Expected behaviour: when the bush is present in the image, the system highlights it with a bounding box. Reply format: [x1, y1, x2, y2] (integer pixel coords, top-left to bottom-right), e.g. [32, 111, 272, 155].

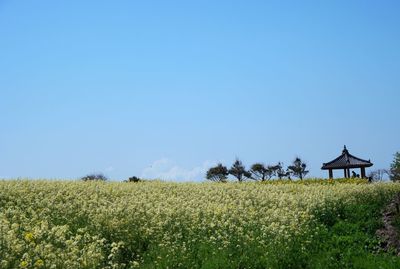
[127, 176, 141, 183]
[81, 173, 108, 181]
[390, 152, 400, 182]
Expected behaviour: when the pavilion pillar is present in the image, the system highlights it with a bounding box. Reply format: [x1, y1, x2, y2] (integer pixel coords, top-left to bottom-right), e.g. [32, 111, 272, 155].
[347, 169, 350, 178]
[361, 167, 366, 179]
[344, 169, 347, 178]
[329, 169, 333, 179]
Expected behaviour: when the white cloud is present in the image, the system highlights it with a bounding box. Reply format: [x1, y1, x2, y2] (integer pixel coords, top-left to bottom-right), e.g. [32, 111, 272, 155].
[141, 159, 216, 182]
[105, 166, 115, 172]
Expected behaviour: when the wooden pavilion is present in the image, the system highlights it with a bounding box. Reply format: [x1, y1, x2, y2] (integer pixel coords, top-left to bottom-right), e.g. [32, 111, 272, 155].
[321, 146, 373, 179]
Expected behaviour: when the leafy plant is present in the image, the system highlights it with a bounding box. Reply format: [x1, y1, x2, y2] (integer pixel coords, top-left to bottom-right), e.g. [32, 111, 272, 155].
[250, 163, 274, 181]
[229, 159, 251, 182]
[275, 162, 290, 179]
[206, 163, 229, 182]
[287, 157, 309, 180]
[127, 176, 141, 183]
[390, 152, 400, 182]
[81, 173, 108, 181]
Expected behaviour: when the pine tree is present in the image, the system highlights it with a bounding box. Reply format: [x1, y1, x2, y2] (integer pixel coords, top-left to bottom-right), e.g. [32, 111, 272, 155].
[390, 152, 400, 182]
[287, 157, 309, 180]
[229, 159, 251, 182]
[206, 164, 229, 182]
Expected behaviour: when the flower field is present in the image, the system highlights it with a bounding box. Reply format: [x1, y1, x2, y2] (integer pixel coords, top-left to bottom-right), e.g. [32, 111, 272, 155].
[1, 180, 400, 268]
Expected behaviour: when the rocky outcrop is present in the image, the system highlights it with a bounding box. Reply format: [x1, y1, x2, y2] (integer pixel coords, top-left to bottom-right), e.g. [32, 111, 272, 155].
[377, 193, 400, 255]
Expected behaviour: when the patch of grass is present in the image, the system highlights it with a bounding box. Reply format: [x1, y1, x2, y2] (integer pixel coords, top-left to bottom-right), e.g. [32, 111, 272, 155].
[306, 190, 400, 269]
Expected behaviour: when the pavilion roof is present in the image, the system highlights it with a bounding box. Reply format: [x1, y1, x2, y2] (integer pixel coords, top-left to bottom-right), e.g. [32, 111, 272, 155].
[321, 146, 373, 170]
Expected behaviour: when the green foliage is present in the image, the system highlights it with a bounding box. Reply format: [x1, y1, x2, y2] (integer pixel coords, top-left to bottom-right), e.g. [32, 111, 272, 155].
[287, 157, 309, 180]
[206, 163, 228, 182]
[250, 163, 271, 181]
[260, 178, 369, 185]
[81, 173, 108, 181]
[228, 159, 251, 182]
[127, 176, 141, 183]
[308, 190, 400, 269]
[275, 162, 290, 179]
[390, 152, 400, 182]
[251, 162, 304, 181]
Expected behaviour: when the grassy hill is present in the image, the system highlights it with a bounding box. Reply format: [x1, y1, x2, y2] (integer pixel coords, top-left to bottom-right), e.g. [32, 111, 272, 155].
[0, 179, 400, 268]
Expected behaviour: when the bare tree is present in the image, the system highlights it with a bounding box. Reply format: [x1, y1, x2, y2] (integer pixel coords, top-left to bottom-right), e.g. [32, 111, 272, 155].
[368, 169, 390, 182]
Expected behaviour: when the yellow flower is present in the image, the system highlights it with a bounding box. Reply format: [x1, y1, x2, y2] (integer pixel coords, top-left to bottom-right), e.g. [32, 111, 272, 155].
[20, 261, 28, 268]
[34, 259, 44, 268]
[24, 232, 34, 242]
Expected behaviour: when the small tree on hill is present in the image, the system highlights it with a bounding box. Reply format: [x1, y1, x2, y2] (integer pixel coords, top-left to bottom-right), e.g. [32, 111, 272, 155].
[368, 169, 389, 182]
[287, 157, 309, 180]
[390, 152, 400, 182]
[127, 176, 141, 183]
[250, 163, 273, 181]
[275, 162, 290, 179]
[81, 173, 108, 181]
[206, 163, 229, 182]
[267, 163, 280, 179]
[229, 159, 251, 182]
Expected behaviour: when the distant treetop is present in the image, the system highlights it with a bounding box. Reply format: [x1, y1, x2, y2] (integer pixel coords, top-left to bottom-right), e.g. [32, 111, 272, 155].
[81, 173, 108, 181]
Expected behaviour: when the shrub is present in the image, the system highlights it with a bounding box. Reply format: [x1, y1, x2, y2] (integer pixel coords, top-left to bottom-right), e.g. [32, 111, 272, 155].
[81, 173, 108, 181]
[390, 152, 400, 182]
[127, 176, 141, 183]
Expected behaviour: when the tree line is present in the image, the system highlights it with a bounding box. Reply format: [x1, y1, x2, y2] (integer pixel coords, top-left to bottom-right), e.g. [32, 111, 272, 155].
[367, 152, 400, 182]
[79, 151, 400, 182]
[206, 157, 309, 183]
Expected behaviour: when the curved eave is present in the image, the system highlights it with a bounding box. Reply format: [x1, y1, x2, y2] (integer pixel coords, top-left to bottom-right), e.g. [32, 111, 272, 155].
[321, 163, 374, 170]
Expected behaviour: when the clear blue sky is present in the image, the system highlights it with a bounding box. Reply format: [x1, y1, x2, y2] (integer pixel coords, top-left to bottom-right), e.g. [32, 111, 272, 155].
[1, 0, 399, 181]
